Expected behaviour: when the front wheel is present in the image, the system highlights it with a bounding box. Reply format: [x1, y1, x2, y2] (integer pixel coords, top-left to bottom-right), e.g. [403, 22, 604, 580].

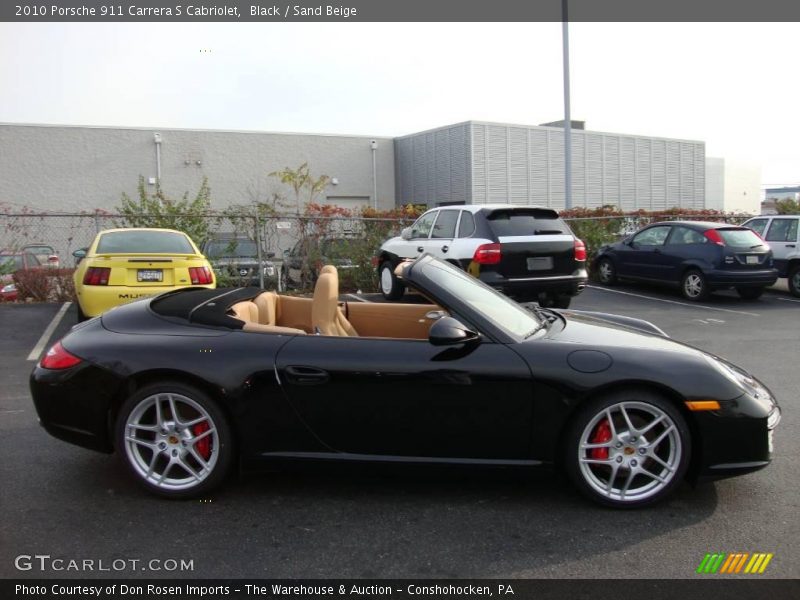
[115, 382, 234, 499]
[379, 261, 405, 301]
[564, 390, 691, 508]
[736, 287, 764, 300]
[681, 269, 709, 301]
[788, 265, 800, 298]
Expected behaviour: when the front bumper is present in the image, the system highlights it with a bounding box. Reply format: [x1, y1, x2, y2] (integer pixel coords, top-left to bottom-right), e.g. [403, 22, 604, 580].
[705, 268, 778, 288]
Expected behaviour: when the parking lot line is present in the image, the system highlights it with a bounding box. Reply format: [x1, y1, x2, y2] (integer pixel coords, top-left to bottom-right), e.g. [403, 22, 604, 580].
[347, 294, 369, 303]
[586, 285, 760, 317]
[26, 301, 72, 361]
[774, 296, 800, 304]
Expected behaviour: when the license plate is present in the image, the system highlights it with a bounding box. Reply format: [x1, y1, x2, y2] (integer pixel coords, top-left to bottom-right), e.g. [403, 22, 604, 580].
[746, 255, 759, 264]
[137, 269, 163, 282]
[527, 257, 553, 271]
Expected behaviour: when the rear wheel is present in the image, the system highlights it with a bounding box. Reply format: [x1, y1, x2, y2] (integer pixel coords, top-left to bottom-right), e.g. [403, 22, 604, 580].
[681, 269, 709, 301]
[379, 261, 405, 301]
[736, 287, 764, 300]
[115, 382, 234, 499]
[596, 257, 617, 285]
[564, 389, 691, 508]
[552, 294, 572, 309]
[789, 265, 800, 298]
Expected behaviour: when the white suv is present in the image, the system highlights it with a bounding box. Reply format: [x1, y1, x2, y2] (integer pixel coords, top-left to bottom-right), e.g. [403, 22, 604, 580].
[742, 215, 800, 297]
[376, 204, 588, 307]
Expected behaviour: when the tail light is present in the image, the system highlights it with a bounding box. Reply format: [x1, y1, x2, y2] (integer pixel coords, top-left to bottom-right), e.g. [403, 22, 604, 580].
[704, 229, 725, 246]
[189, 266, 213, 285]
[83, 267, 111, 285]
[47, 255, 59, 264]
[40, 341, 82, 370]
[574, 238, 587, 261]
[473, 243, 502, 265]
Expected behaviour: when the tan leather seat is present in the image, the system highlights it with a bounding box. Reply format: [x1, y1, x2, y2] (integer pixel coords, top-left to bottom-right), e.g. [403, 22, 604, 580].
[253, 291, 278, 325]
[311, 268, 358, 336]
[230, 300, 259, 323]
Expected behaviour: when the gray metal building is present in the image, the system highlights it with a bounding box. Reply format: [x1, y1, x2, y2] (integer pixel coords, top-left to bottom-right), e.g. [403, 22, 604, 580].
[0, 123, 396, 213]
[394, 121, 706, 210]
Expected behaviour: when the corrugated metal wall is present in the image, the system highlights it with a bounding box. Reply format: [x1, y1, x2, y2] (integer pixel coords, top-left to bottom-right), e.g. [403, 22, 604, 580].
[395, 121, 706, 210]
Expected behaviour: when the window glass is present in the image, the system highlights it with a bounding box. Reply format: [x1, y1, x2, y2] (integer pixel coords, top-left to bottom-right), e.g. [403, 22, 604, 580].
[717, 228, 764, 247]
[96, 231, 195, 254]
[745, 219, 769, 237]
[410, 211, 438, 239]
[0, 255, 24, 270]
[486, 209, 570, 237]
[457, 211, 476, 238]
[204, 239, 258, 258]
[766, 219, 799, 242]
[431, 210, 459, 239]
[633, 226, 671, 246]
[668, 226, 707, 245]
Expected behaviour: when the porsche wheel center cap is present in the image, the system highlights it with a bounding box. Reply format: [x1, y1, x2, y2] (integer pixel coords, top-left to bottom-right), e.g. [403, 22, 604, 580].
[168, 435, 179, 445]
[624, 446, 635, 455]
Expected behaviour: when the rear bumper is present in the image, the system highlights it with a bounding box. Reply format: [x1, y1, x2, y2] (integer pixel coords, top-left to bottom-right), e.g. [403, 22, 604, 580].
[704, 268, 778, 288]
[479, 268, 589, 300]
[76, 283, 215, 317]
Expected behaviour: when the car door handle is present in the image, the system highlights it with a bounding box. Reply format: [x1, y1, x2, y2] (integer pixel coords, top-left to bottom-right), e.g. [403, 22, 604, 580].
[787, 244, 796, 248]
[653, 248, 661, 254]
[284, 366, 330, 385]
[417, 246, 424, 253]
[441, 245, 449, 253]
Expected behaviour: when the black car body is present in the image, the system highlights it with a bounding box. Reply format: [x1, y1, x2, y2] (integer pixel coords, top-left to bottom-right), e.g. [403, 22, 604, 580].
[594, 221, 779, 301]
[201, 235, 276, 288]
[376, 205, 588, 307]
[30, 255, 779, 507]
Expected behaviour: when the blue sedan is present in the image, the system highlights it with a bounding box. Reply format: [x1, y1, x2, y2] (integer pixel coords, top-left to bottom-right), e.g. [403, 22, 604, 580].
[594, 221, 778, 301]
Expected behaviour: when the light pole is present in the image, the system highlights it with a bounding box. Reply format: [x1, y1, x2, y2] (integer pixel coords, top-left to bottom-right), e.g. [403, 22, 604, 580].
[562, 0, 572, 210]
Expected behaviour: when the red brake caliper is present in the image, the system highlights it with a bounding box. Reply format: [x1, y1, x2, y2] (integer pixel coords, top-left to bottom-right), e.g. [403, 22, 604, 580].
[589, 418, 612, 460]
[192, 422, 211, 460]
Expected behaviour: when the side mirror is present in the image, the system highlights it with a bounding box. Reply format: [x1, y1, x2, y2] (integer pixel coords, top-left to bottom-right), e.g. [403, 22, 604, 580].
[429, 317, 480, 346]
[72, 248, 87, 259]
[282, 249, 290, 257]
[401, 227, 412, 241]
[624, 238, 634, 247]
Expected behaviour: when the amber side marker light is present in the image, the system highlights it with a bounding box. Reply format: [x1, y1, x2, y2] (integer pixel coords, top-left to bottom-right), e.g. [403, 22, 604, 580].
[685, 400, 721, 411]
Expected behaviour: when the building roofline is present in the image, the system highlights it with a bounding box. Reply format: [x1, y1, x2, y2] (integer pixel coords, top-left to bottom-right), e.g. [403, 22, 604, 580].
[0, 121, 395, 141]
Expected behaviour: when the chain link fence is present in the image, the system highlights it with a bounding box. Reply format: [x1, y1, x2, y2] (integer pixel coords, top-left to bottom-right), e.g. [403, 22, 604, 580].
[1, 210, 754, 294]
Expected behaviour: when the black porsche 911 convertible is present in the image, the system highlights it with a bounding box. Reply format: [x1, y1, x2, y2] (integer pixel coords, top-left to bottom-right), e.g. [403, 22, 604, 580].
[30, 255, 780, 508]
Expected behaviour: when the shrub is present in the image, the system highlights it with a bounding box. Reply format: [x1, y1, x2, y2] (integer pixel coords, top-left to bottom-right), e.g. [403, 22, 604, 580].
[13, 268, 76, 302]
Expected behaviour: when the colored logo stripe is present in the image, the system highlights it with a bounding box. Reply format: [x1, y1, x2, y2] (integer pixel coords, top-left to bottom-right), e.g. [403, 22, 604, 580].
[696, 552, 774, 574]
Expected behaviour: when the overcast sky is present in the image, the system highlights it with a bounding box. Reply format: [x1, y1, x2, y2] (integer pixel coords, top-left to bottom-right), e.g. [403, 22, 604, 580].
[1, 22, 797, 186]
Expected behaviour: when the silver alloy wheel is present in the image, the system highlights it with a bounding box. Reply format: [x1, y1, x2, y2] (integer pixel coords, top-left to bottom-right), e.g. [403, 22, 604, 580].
[578, 401, 681, 503]
[599, 260, 613, 283]
[683, 273, 704, 298]
[124, 393, 219, 491]
[792, 270, 800, 294]
[380, 265, 394, 295]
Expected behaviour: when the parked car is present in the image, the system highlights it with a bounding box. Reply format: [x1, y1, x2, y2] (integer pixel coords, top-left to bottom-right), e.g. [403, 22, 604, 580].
[742, 215, 800, 297]
[30, 254, 779, 507]
[0, 251, 43, 301]
[72, 228, 216, 321]
[376, 204, 588, 308]
[201, 234, 277, 288]
[594, 221, 778, 301]
[22, 243, 60, 268]
[281, 236, 358, 289]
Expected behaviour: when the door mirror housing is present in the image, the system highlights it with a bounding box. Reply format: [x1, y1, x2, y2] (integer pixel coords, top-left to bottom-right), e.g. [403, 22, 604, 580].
[401, 227, 412, 241]
[72, 248, 87, 259]
[429, 317, 480, 346]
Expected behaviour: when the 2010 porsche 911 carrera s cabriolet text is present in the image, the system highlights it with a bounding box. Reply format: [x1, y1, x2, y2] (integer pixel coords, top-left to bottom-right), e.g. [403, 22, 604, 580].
[30, 255, 780, 508]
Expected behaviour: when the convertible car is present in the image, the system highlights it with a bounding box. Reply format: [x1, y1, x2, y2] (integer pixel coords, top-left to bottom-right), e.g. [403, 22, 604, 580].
[30, 255, 780, 507]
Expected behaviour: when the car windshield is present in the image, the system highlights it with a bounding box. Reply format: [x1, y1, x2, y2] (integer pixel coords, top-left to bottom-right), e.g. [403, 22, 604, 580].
[486, 209, 570, 236]
[24, 246, 54, 255]
[418, 258, 542, 338]
[96, 231, 195, 254]
[0, 255, 24, 270]
[717, 228, 763, 247]
[204, 239, 258, 258]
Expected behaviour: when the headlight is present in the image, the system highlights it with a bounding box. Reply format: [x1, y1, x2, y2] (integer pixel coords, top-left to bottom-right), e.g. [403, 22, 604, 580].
[706, 355, 773, 403]
[1, 284, 15, 293]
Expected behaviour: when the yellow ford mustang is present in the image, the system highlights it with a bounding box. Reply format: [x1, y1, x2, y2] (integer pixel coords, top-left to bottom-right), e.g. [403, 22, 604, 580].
[73, 228, 215, 321]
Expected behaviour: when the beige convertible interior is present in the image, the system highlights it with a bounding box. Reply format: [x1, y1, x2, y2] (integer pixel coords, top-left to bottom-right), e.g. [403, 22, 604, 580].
[228, 265, 448, 340]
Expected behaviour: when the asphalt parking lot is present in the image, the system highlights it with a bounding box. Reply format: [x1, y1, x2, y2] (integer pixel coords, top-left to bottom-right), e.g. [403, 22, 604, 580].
[1, 282, 798, 579]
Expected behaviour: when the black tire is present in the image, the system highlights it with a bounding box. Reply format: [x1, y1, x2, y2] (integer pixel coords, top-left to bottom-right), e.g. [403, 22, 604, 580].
[552, 295, 572, 309]
[596, 257, 618, 285]
[563, 389, 691, 508]
[736, 287, 764, 300]
[76, 303, 89, 323]
[115, 381, 234, 499]
[788, 264, 800, 298]
[379, 260, 405, 301]
[680, 269, 709, 301]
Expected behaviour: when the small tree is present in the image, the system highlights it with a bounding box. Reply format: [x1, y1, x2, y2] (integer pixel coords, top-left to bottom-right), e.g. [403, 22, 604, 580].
[268, 163, 331, 212]
[775, 197, 800, 215]
[116, 176, 212, 243]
